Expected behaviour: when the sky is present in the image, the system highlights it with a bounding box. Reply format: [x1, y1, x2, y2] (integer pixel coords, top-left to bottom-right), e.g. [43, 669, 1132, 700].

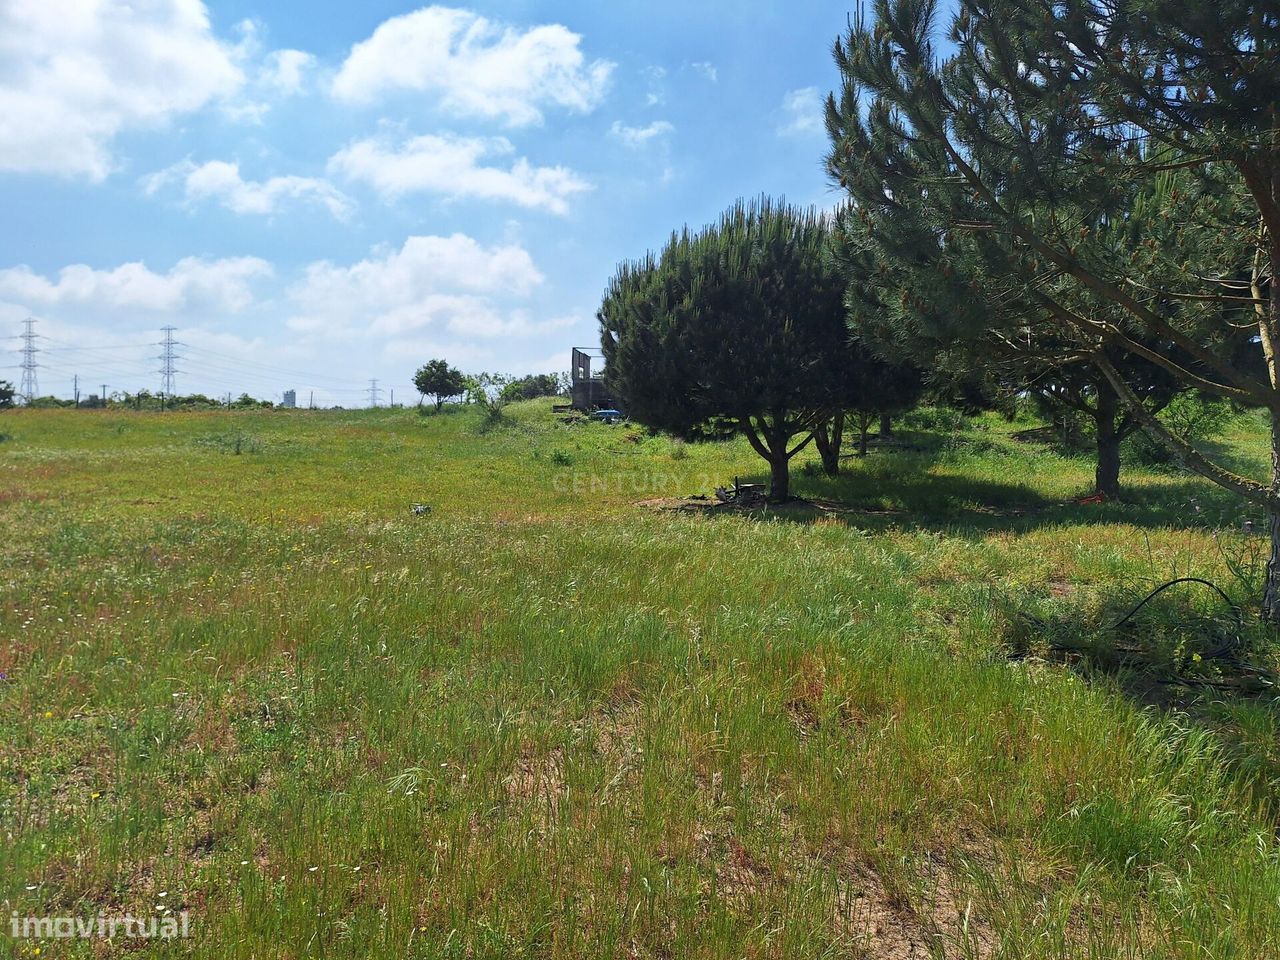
[0, 0, 850, 406]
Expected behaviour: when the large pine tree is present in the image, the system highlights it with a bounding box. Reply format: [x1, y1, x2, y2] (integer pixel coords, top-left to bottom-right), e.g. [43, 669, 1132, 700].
[826, 0, 1279, 616]
[599, 199, 849, 502]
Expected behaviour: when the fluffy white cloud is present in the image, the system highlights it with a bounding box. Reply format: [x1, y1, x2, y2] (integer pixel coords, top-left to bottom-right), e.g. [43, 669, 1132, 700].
[609, 120, 674, 149]
[778, 87, 825, 137]
[143, 160, 354, 220]
[286, 234, 544, 338]
[331, 6, 612, 125]
[0, 257, 272, 312]
[328, 134, 589, 214]
[0, 0, 244, 179]
[260, 49, 315, 95]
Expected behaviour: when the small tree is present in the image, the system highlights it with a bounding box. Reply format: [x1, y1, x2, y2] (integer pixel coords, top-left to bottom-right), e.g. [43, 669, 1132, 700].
[601, 199, 848, 502]
[413, 359, 467, 412]
[0, 380, 14, 409]
[464, 372, 512, 424]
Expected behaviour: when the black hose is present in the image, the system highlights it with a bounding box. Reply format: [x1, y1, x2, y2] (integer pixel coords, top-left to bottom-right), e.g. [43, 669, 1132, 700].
[1110, 577, 1241, 631]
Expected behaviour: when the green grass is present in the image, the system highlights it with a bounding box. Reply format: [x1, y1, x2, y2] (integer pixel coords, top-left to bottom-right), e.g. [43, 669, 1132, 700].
[3, 401, 1280, 958]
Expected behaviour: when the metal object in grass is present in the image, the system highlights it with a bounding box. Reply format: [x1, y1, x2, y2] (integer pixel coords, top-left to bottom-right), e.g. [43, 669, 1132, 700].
[714, 477, 767, 505]
[409, 503, 432, 516]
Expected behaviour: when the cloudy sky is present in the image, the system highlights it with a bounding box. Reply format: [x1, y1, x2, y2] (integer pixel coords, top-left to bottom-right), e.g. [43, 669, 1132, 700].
[0, 0, 844, 405]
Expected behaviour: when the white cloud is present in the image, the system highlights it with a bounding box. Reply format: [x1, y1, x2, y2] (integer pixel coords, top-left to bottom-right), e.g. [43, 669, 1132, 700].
[691, 61, 717, 82]
[0, 0, 244, 179]
[220, 100, 271, 125]
[328, 133, 589, 214]
[0, 257, 272, 312]
[142, 160, 354, 220]
[609, 120, 674, 149]
[331, 6, 613, 125]
[260, 49, 315, 95]
[778, 87, 825, 137]
[286, 234, 544, 339]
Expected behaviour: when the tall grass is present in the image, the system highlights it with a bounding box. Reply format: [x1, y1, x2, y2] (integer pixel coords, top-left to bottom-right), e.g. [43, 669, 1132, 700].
[1, 402, 1278, 957]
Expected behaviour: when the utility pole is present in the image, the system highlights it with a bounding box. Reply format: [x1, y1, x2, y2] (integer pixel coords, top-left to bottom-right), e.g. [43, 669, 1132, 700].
[73, 374, 79, 408]
[367, 378, 381, 408]
[101, 384, 108, 408]
[309, 390, 314, 410]
[157, 326, 181, 410]
[18, 317, 38, 404]
[390, 388, 395, 407]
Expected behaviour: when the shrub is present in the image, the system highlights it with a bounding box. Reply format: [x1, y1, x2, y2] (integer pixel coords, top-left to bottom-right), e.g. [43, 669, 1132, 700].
[900, 405, 970, 433]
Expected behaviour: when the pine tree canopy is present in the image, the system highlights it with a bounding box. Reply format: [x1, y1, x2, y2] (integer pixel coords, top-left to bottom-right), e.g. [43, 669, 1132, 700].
[600, 197, 916, 501]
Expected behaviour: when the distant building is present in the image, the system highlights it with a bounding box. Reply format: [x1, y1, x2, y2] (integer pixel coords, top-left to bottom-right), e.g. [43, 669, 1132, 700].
[282, 389, 297, 409]
[569, 347, 616, 411]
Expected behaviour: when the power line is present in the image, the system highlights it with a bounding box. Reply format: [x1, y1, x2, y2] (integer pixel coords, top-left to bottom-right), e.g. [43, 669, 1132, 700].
[40, 340, 154, 352]
[19, 318, 39, 403]
[181, 344, 372, 387]
[6, 320, 414, 408]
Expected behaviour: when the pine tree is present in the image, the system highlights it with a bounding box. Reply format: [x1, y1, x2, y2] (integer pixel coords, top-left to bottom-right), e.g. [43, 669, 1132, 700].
[826, 0, 1279, 615]
[600, 199, 849, 502]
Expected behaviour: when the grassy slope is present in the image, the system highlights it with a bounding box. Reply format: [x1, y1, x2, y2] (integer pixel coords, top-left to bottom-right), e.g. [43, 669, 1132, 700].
[2, 403, 1280, 958]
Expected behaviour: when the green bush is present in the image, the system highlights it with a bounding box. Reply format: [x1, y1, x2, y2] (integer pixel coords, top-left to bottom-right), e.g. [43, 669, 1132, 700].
[900, 405, 970, 433]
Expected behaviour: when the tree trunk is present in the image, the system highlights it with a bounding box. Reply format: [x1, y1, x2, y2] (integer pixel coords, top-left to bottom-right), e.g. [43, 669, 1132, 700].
[1264, 416, 1280, 624]
[879, 412, 892, 437]
[857, 412, 872, 456]
[768, 451, 790, 503]
[815, 413, 844, 476]
[1264, 189, 1280, 625]
[1094, 388, 1121, 499]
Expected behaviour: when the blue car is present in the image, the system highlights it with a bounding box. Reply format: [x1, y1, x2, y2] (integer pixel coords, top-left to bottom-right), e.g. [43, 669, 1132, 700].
[591, 408, 623, 423]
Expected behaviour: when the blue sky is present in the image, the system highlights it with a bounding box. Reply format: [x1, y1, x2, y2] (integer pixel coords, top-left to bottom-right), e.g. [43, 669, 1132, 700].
[0, 1, 848, 406]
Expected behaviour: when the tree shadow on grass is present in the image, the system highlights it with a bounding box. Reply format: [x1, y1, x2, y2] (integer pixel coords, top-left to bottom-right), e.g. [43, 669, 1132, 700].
[686, 424, 1264, 537]
[713, 441, 1259, 537]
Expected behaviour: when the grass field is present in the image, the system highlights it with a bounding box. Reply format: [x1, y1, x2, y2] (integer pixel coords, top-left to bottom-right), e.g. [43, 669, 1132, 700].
[4, 401, 1280, 958]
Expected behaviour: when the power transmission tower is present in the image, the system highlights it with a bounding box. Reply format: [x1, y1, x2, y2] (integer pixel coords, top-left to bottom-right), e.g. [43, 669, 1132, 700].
[157, 326, 181, 409]
[18, 317, 39, 403]
[367, 378, 381, 408]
